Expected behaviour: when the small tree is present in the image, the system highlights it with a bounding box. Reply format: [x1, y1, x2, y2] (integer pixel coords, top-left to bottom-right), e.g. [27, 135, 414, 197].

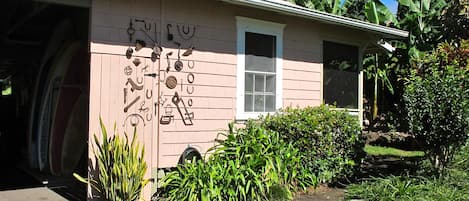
[403, 41, 469, 175]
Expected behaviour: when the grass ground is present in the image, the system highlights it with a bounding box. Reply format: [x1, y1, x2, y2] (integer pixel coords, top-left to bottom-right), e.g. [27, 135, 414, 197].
[364, 145, 424, 157]
[346, 144, 469, 201]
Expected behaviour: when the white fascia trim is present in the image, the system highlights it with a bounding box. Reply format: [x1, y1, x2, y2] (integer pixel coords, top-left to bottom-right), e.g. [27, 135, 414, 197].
[221, 0, 408, 39]
[236, 16, 285, 120]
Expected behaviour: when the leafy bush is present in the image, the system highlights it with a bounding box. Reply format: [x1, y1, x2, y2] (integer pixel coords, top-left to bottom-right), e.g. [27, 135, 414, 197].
[257, 105, 364, 183]
[159, 123, 317, 201]
[451, 142, 469, 171]
[74, 119, 149, 201]
[403, 41, 469, 174]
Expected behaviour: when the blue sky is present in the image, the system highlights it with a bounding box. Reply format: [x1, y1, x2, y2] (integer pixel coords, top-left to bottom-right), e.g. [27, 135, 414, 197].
[341, 0, 399, 14]
[381, 0, 399, 14]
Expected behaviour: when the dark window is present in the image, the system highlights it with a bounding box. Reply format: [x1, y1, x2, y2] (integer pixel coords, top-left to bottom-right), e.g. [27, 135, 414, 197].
[323, 41, 359, 109]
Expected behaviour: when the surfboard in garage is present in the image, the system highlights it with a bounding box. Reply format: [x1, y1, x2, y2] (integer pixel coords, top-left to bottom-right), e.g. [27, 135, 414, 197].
[27, 20, 73, 170]
[48, 44, 88, 175]
[36, 42, 80, 173]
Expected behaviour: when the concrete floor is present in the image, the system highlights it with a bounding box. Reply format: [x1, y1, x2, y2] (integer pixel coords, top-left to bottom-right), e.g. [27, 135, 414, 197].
[0, 187, 67, 201]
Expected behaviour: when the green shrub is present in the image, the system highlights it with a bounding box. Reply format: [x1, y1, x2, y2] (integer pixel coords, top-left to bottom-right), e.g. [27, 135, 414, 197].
[257, 105, 364, 183]
[159, 123, 317, 201]
[74, 119, 149, 201]
[451, 142, 469, 172]
[403, 41, 469, 174]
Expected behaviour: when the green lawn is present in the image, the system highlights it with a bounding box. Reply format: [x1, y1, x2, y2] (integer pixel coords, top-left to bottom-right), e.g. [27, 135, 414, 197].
[364, 145, 425, 157]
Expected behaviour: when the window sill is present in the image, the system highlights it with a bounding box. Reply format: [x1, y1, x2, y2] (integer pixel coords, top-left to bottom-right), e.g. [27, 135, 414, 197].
[235, 112, 276, 121]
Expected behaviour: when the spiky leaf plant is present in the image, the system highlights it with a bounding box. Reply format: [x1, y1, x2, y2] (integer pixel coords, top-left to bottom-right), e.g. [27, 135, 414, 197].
[74, 118, 149, 201]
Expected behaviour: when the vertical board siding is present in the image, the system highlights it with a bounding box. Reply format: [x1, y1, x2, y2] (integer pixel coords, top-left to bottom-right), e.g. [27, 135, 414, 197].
[90, 0, 373, 199]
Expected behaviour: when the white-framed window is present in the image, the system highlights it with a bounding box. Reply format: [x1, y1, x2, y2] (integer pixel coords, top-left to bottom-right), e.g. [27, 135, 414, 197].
[323, 41, 359, 110]
[236, 17, 285, 120]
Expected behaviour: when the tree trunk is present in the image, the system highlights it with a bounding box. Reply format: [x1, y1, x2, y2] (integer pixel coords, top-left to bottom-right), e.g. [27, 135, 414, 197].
[372, 54, 379, 120]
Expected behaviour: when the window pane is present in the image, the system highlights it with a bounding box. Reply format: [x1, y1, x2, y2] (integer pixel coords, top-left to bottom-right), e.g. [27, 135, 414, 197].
[265, 75, 275, 93]
[265, 95, 275, 112]
[323, 41, 359, 109]
[254, 74, 264, 92]
[245, 95, 253, 112]
[254, 95, 264, 112]
[245, 32, 276, 72]
[245, 73, 253, 93]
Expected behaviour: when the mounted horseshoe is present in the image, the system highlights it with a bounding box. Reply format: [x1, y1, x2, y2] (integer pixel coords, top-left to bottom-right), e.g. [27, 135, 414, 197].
[146, 89, 153, 99]
[186, 85, 194, 94]
[187, 73, 195, 83]
[136, 77, 143, 84]
[177, 24, 196, 40]
[146, 113, 152, 121]
[188, 60, 195, 69]
[187, 98, 193, 107]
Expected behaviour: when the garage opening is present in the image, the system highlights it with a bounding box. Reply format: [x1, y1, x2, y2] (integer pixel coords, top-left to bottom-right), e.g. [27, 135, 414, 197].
[0, 0, 89, 200]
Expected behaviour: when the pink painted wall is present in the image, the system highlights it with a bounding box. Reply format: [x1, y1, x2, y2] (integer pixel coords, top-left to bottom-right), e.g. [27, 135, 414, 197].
[89, 0, 375, 199]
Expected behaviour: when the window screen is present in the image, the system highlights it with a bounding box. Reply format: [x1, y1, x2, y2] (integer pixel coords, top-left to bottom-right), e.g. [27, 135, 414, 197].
[323, 41, 359, 109]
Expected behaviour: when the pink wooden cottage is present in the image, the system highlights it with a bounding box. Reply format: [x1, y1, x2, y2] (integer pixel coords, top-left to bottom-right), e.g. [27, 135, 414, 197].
[87, 0, 408, 199]
[0, 0, 408, 199]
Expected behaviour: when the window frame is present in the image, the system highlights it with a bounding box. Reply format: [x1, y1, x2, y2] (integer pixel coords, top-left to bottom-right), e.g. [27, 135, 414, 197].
[236, 16, 285, 120]
[322, 40, 360, 110]
[320, 39, 364, 124]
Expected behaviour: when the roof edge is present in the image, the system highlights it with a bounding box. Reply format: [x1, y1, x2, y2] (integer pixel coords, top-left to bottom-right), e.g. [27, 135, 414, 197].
[220, 0, 409, 39]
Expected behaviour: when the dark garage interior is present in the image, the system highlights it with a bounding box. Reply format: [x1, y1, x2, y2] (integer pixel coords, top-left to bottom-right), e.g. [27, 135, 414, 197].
[0, 0, 90, 200]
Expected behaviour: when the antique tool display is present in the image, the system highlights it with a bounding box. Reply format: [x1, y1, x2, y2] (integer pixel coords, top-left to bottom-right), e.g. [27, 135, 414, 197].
[165, 76, 177, 89]
[135, 18, 151, 31]
[124, 96, 141, 113]
[133, 58, 141, 66]
[124, 113, 145, 127]
[126, 78, 144, 92]
[166, 52, 173, 72]
[172, 92, 194, 126]
[127, 19, 136, 42]
[135, 40, 146, 51]
[174, 42, 183, 72]
[124, 65, 133, 76]
[122, 19, 199, 127]
[182, 46, 194, 57]
[167, 24, 174, 41]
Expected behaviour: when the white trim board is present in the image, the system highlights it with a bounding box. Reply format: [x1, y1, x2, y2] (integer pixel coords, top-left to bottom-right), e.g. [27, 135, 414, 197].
[235, 16, 285, 120]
